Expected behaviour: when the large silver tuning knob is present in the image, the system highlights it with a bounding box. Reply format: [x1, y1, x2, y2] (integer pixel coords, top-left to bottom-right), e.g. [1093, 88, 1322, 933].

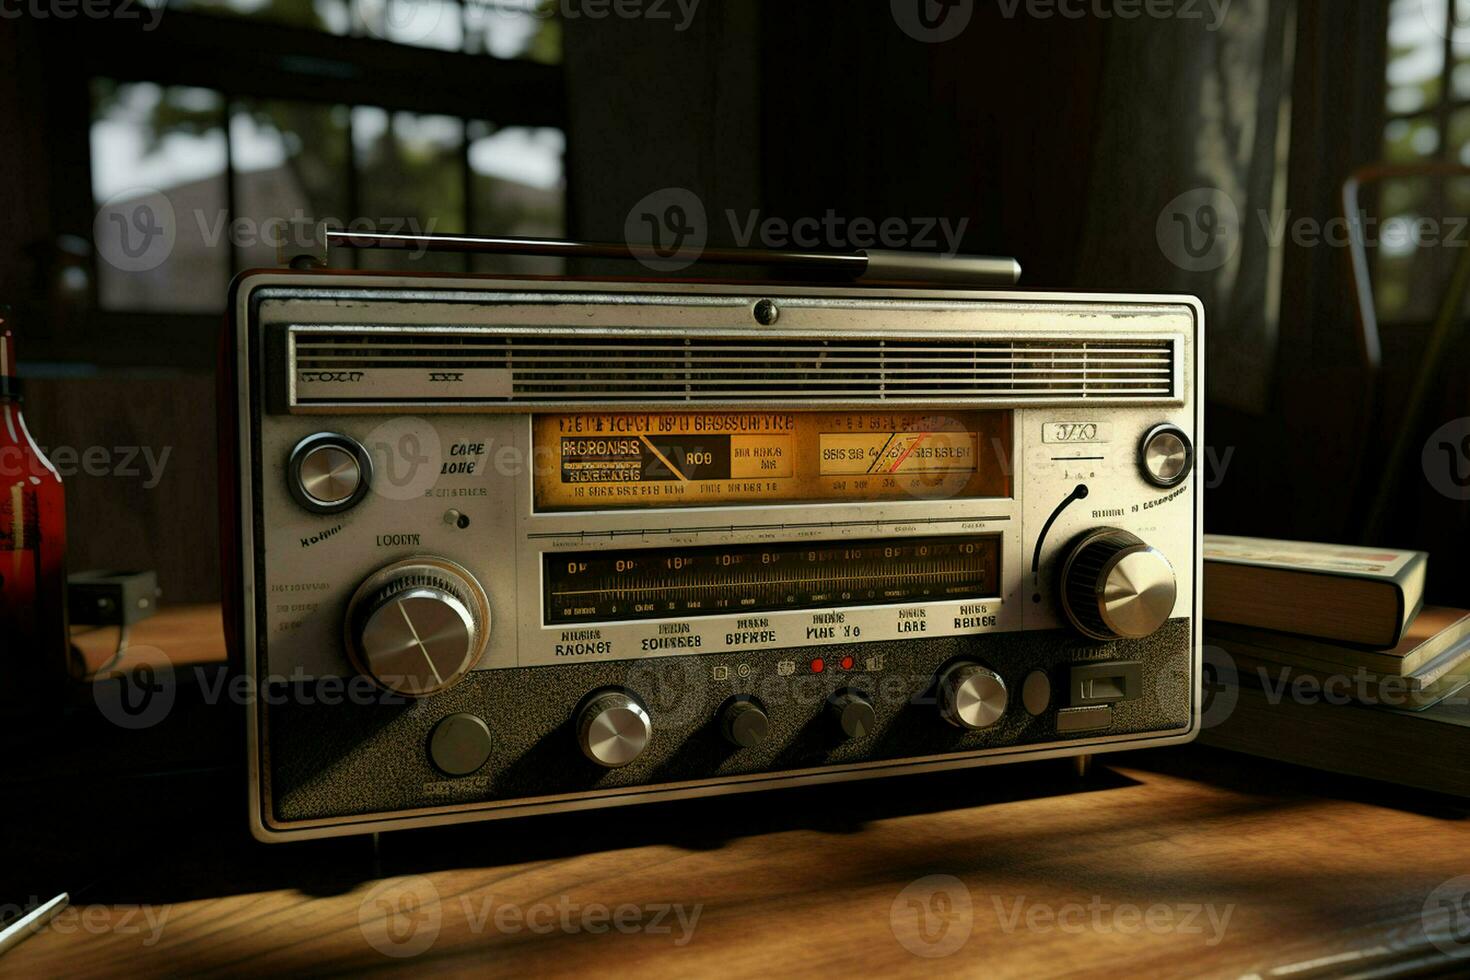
[1060, 528, 1177, 641]
[937, 663, 1008, 730]
[577, 690, 652, 768]
[345, 558, 491, 697]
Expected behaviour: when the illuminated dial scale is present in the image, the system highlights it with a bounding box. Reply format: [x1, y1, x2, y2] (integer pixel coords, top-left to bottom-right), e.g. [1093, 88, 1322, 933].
[286, 405, 1181, 705]
[532, 411, 1012, 511]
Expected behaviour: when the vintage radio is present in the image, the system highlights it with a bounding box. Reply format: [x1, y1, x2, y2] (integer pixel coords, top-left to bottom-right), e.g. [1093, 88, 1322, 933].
[223, 233, 1203, 841]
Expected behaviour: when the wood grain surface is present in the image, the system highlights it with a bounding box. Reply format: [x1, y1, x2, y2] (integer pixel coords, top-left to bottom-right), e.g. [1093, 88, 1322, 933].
[7, 606, 1470, 979]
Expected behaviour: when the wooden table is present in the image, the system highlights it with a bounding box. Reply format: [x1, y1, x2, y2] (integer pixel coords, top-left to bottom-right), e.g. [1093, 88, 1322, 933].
[7, 607, 1470, 978]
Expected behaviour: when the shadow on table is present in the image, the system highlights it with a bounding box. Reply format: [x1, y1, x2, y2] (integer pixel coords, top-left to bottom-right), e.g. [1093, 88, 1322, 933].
[13, 755, 1135, 908]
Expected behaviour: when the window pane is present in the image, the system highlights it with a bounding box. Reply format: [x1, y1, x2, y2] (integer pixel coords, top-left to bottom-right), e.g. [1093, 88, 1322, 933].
[167, 0, 350, 34]
[1374, 177, 1440, 323]
[1387, 0, 1446, 115]
[1455, 0, 1470, 97]
[468, 122, 566, 275]
[231, 100, 352, 269]
[354, 0, 463, 50]
[353, 107, 466, 272]
[464, 0, 562, 62]
[90, 79, 230, 312]
[1384, 114, 1441, 163]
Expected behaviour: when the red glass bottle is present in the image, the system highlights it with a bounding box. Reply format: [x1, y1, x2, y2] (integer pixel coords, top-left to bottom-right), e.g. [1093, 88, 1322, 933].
[0, 325, 68, 717]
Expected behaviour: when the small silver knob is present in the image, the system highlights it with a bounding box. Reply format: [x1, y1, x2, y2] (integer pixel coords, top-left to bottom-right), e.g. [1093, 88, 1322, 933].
[578, 690, 652, 768]
[1139, 424, 1193, 488]
[289, 433, 372, 513]
[345, 559, 490, 697]
[937, 663, 1008, 730]
[1060, 528, 1177, 641]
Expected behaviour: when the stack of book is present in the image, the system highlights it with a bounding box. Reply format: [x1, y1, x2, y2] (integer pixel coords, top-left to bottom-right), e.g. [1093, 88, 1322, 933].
[1199, 535, 1470, 798]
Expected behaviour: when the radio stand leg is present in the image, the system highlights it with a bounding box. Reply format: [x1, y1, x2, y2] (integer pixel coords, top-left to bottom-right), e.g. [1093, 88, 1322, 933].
[1073, 754, 1093, 779]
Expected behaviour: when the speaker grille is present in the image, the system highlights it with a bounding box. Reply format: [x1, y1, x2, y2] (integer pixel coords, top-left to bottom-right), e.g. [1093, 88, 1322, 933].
[289, 331, 1178, 405]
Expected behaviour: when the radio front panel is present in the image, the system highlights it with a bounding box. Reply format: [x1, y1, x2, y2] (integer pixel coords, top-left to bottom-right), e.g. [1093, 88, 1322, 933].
[232, 276, 1203, 840]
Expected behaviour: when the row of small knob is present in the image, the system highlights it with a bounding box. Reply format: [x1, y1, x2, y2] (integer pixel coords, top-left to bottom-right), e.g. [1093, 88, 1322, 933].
[575, 662, 1008, 768]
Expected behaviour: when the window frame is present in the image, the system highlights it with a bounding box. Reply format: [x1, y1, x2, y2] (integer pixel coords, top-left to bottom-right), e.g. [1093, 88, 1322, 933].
[39, 6, 568, 368]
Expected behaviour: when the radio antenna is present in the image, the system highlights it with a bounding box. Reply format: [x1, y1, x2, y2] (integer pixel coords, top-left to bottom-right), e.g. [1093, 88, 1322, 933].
[284, 224, 1021, 287]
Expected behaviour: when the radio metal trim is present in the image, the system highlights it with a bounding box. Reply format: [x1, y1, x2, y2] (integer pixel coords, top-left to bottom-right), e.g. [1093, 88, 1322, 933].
[225, 271, 1204, 842]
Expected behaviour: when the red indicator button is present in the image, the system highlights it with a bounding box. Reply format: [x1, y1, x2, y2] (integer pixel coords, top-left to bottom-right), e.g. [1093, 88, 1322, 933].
[810, 658, 825, 674]
[841, 656, 855, 671]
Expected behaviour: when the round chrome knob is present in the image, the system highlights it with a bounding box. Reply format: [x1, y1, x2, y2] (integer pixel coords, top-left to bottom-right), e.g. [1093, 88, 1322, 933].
[720, 697, 769, 748]
[1139, 423, 1193, 488]
[345, 558, 490, 697]
[577, 690, 652, 768]
[828, 690, 877, 740]
[289, 433, 372, 513]
[937, 663, 1008, 731]
[1060, 528, 1177, 641]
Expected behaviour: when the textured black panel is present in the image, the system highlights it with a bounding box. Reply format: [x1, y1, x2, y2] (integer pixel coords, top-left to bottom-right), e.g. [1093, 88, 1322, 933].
[264, 619, 1193, 824]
